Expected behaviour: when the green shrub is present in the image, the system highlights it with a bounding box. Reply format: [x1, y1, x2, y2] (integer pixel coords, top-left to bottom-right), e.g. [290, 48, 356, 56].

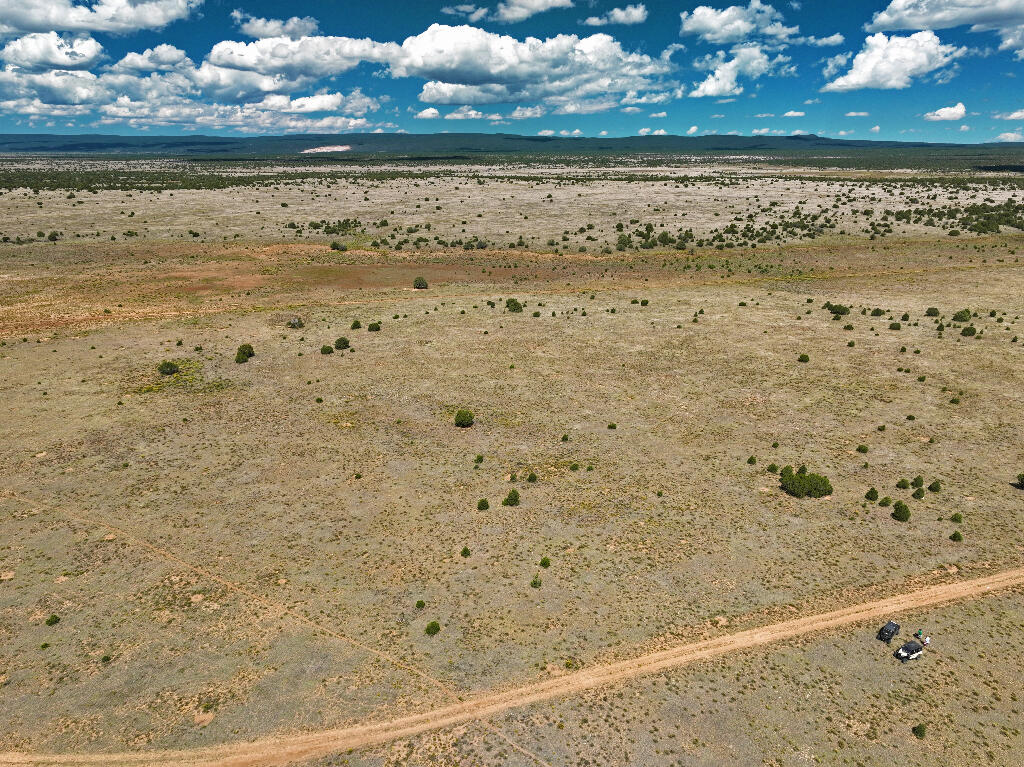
[415, 600, 425, 609]
[912, 487, 925, 499]
[460, 546, 470, 558]
[879, 496, 892, 507]
[928, 480, 941, 492]
[952, 309, 971, 322]
[912, 723, 926, 739]
[797, 353, 810, 363]
[502, 489, 520, 506]
[889, 322, 902, 330]
[865, 487, 879, 501]
[527, 472, 537, 483]
[891, 501, 910, 522]
[747, 455, 757, 465]
[350, 320, 361, 330]
[530, 574, 542, 588]
[330, 241, 346, 251]
[856, 444, 868, 454]
[367, 322, 381, 332]
[896, 478, 910, 489]
[961, 326, 976, 337]
[413, 276, 428, 289]
[1017, 472, 1024, 488]
[424, 621, 440, 636]
[235, 344, 255, 364]
[320, 345, 333, 355]
[474, 454, 484, 464]
[608, 423, 617, 429]
[539, 556, 550, 568]
[454, 409, 474, 428]
[949, 530, 963, 542]
[45, 614, 60, 626]
[505, 298, 523, 313]
[158, 360, 179, 375]
[477, 498, 489, 510]
[334, 337, 349, 350]
[911, 475, 924, 488]
[925, 307, 940, 317]
[767, 463, 779, 474]
[779, 465, 833, 498]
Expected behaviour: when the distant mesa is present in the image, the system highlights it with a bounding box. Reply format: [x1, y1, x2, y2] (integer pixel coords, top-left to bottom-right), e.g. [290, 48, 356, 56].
[301, 145, 352, 154]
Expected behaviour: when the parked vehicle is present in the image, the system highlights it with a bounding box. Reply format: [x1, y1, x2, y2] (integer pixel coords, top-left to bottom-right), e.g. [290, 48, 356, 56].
[895, 640, 924, 662]
[877, 621, 900, 644]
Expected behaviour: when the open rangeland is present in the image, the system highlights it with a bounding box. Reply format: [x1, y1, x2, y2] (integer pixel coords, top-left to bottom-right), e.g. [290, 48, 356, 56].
[1, 158, 1022, 767]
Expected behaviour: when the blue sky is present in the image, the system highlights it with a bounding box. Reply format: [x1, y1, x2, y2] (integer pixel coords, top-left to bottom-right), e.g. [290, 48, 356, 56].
[0, 0, 1022, 141]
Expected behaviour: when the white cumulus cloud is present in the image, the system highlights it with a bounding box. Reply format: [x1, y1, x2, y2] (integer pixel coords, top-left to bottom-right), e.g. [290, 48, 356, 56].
[494, 0, 574, 23]
[1, 31, 103, 72]
[923, 101, 966, 120]
[583, 4, 648, 26]
[414, 107, 440, 118]
[868, 0, 1024, 59]
[0, 0, 202, 35]
[230, 11, 319, 39]
[690, 43, 787, 97]
[822, 31, 965, 91]
[996, 131, 1024, 141]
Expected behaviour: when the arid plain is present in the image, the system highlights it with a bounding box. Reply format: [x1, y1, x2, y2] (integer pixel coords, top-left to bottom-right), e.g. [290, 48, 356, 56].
[1, 156, 1023, 767]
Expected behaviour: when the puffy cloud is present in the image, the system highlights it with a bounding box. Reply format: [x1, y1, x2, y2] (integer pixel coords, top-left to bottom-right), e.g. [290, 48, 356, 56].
[397, 25, 674, 107]
[440, 104, 487, 118]
[680, 0, 795, 44]
[638, 127, 651, 135]
[689, 43, 786, 97]
[508, 104, 545, 118]
[651, 128, 667, 134]
[441, 5, 490, 23]
[845, 110, 869, 116]
[996, 108, 1024, 119]
[0, 67, 103, 104]
[1, 31, 103, 71]
[996, 131, 1024, 141]
[821, 51, 850, 79]
[804, 33, 844, 46]
[867, 0, 1024, 58]
[923, 101, 965, 120]
[493, 0, 574, 23]
[822, 31, 965, 91]
[97, 96, 378, 133]
[650, 110, 666, 117]
[207, 35, 398, 80]
[252, 90, 379, 115]
[0, 0, 202, 35]
[870, 124, 880, 132]
[783, 109, 804, 116]
[537, 128, 555, 135]
[230, 11, 319, 39]
[414, 106, 440, 118]
[583, 4, 648, 26]
[110, 44, 191, 73]
[686, 124, 698, 134]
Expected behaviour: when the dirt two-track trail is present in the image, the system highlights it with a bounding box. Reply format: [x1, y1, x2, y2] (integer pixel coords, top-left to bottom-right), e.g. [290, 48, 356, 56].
[4, 567, 1023, 767]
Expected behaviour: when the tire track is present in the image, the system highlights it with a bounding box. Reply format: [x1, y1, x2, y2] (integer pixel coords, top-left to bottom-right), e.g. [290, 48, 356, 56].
[3, 567, 1021, 767]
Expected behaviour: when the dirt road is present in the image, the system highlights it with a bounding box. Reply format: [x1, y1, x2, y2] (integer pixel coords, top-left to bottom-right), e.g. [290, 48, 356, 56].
[3, 567, 1022, 767]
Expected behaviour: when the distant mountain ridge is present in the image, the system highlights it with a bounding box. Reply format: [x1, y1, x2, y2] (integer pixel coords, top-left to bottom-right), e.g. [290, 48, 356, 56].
[1, 132, 1017, 158]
